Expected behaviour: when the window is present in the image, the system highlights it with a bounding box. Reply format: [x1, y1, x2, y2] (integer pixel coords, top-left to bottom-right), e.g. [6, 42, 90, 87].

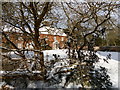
[18, 37, 23, 40]
[61, 37, 64, 41]
[18, 43, 23, 48]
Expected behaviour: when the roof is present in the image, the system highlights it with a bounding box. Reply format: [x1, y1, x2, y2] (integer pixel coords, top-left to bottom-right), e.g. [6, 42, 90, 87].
[2, 26, 67, 36]
[2, 26, 22, 33]
[39, 26, 67, 36]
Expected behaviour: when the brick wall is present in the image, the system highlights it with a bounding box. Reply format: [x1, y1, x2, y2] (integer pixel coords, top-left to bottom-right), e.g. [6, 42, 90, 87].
[40, 34, 67, 49]
[2, 32, 67, 50]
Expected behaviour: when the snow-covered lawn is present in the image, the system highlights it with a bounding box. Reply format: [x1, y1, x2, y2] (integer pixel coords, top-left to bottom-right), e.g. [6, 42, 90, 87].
[43, 50, 120, 88]
[43, 49, 68, 61]
[27, 51, 120, 88]
[97, 51, 119, 61]
[1, 49, 119, 88]
[96, 51, 120, 88]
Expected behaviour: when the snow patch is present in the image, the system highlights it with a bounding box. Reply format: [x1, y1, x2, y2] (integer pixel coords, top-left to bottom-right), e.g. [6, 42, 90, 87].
[96, 52, 119, 88]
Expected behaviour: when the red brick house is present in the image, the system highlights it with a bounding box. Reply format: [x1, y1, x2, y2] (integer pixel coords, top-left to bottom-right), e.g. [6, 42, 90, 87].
[39, 27, 67, 49]
[2, 27, 67, 50]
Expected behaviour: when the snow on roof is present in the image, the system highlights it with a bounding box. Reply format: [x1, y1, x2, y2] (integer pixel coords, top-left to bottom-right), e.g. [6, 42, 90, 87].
[39, 26, 67, 36]
[3, 26, 67, 36]
[2, 26, 22, 33]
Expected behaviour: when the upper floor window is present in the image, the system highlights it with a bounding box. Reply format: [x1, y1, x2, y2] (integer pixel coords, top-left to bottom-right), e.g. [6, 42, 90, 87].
[18, 37, 23, 40]
[61, 37, 64, 41]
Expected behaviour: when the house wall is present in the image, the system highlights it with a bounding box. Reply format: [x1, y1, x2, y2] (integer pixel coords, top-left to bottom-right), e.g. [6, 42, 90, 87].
[40, 34, 67, 49]
[2, 32, 24, 49]
[2, 32, 67, 50]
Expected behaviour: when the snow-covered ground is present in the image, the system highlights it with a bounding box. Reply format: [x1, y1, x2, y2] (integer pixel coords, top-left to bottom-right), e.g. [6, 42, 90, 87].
[43, 50, 120, 88]
[30, 50, 120, 88]
[1, 49, 119, 89]
[96, 51, 119, 88]
[43, 49, 68, 61]
[97, 51, 119, 61]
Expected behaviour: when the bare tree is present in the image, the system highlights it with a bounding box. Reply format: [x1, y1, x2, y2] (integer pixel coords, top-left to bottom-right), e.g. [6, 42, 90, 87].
[56, 2, 119, 88]
[1, 1, 119, 89]
[1, 2, 53, 81]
